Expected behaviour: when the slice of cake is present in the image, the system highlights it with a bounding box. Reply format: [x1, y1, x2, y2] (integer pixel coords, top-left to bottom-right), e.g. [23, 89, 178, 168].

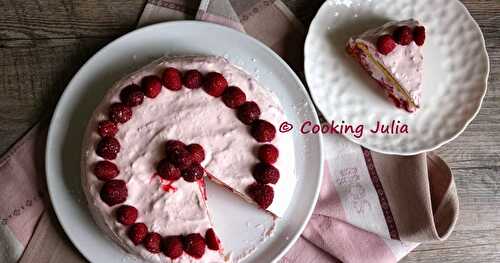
[346, 19, 426, 112]
[81, 56, 296, 262]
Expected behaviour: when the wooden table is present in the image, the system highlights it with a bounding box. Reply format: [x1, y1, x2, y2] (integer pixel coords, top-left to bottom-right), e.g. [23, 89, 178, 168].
[0, 0, 498, 262]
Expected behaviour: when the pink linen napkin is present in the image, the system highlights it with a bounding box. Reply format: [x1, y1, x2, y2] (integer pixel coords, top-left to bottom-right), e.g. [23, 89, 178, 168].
[0, 1, 459, 262]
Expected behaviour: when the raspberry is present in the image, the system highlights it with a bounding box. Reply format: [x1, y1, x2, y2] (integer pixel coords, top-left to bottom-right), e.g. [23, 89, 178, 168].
[120, 84, 144, 107]
[250, 120, 276, 142]
[247, 183, 274, 209]
[237, 101, 261, 125]
[258, 144, 279, 164]
[109, 103, 132, 124]
[162, 67, 182, 91]
[222, 86, 246, 108]
[376, 35, 396, 55]
[144, 232, 162, 253]
[93, 160, 119, 181]
[253, 163, 280, 184]
[183, 70, 203, 89]
[183, 233, 206, 259]
[128, 223, 148, 245]
[96, 137, 120, 160]
[182, 163, 205, 182]
[100, 179, 127, 206]
[393, 26, 413, 45]
[203, 72, 228, 97]
[162, 236, 183, 259]
[413, 26, 426, 46]
[116, 205, 138, 225]
[168, 148, 194, 170]
[205, 228, 220, 251]
[157, 159, 181, 181]
[186, 144, 205, 164]
[165, 140, 186, 154]
[97, 120, 118, 137]
[141, 75, 162, 98]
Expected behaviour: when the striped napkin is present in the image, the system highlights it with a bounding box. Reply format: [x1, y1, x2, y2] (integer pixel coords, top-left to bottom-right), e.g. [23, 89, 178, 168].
[0, 1, 459, 262]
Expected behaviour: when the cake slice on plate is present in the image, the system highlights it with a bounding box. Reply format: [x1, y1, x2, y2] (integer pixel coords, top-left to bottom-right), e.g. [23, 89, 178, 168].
[346, 19, 426, 112]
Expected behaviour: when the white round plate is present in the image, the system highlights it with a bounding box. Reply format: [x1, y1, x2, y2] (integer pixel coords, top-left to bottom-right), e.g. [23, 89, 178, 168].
[46, 21, 323, 262]
[305, 0, 489, 155]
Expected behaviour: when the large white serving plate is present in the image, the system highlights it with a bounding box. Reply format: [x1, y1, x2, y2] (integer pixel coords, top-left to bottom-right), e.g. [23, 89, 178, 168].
[305, 0, 489, 155]
[45, 21, 323, 263]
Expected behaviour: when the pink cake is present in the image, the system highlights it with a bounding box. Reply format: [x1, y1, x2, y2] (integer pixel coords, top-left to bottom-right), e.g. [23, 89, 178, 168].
[346, 19, 426, 112]
[81, 56, 296, 262]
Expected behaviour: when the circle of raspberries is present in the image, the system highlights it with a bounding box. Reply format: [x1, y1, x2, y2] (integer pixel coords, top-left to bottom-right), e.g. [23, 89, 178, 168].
[376, 34, 397, 55]
[186, 143, 205, 164]
[93, 160, 119, 181]
[253, 162, 280, 184]
[162, 236, 184, 259]
[97, 120, 118, 138]
[128, 223, 148, 245]
[120, 84, 144, 107]
[141, 75, 162, 98]
[182, 163, 205, 182]
[237, 101, 261, 125]
[222, 86, 247, 109]
[392, 26, 413, 45]
[157, 159, 181, 181]
[96, 137, 121, 160]
[203, 72, 228, 97]
[258, 144, 279, 164]
[165, 140, 186, 154]
[100, 179, 127, 206]
[247, 183, 274, 209]
[205, 228, 220, 251]
[162, 67, 182, 91]
[109, 103, 132, 124]
[143, 232, 162, 253]
[183, 69, 203, 89]
[116, 205, 138, 225]
[251, 120, 276, 142]
[168, 148, 194, 170]
[413, 26, 426, 46]
[183, 233, 206, 259]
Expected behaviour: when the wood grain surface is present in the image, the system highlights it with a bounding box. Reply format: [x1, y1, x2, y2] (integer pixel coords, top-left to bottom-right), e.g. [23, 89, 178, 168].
[0, 0, 498, 262]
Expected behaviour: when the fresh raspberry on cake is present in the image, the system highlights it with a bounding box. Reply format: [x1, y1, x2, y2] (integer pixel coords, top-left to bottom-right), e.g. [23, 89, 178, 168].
[157, 159, 181, 181]
[182, 163, 205, 182]
[247, 183, 274, 209]
[165, 140, 186, 154]
[141, 75, 162, 98]
[162, 236, 184, 259]
[109, 103, 132, 124]
[251, 120, 276, 142]
[237, 101, 261, 125]
[377, 35, 396, 55]
[128, 223, 148, 245]
[258, 144, 279, 164]
[186, 143, 205, 163]
[143, 232, 162, 253]
[393, 26, 413, 45]
[120, 84, 144, 107]
[96, 137, 120, 160]
[93, 160, 119, 181]
[116, 205, 138, 225]
[162, 67, 182, 91]
[97, 120, 118, 138]
[253, 162, 280, 184]
[413, 26, 426, 46]
[183, 69, 203, 89]
[205, 228, 220, 251]
[100, 179, 127, 206]
[203, 72, 228, 97]
[222, 86, 246, 108]
[183, 233, 206, 259]
[167, 148, 194, 170]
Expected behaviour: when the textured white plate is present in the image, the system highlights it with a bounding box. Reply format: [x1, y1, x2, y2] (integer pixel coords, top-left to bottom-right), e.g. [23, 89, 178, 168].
[305, 0, 489, 155]
[45, 21, 323, 263]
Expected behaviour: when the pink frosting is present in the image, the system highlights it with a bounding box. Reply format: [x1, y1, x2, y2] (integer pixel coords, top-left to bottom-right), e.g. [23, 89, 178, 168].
[81, 56, 296, 262]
